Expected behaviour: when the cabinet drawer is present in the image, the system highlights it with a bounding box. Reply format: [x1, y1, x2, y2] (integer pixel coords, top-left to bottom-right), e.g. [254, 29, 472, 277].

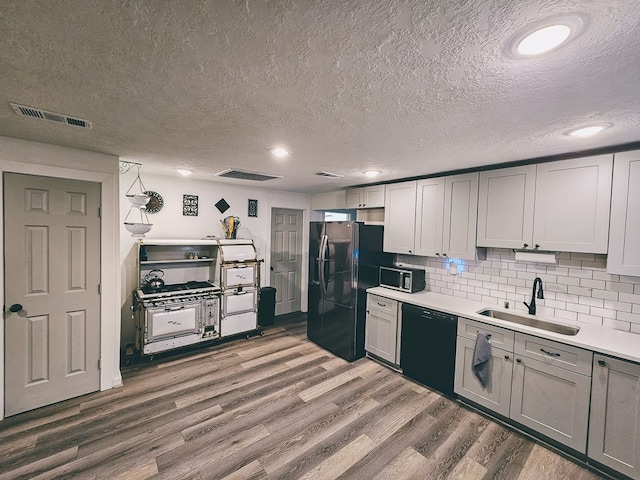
[514, 333, 593, 376]
[367, 295, 398, 317]
[458, 317, 515, 351]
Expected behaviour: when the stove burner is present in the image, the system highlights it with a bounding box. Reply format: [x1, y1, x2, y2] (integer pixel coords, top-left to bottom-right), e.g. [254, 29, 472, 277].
[140, 281, 217, 295]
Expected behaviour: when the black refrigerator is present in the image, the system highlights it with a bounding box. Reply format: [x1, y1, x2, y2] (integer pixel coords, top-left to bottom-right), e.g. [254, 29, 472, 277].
[308, 222, 393, 361]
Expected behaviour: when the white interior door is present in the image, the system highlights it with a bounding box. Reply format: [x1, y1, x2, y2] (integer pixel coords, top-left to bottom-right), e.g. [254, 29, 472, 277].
[4, 173, 101, 416]
[270, 208, 303, 316]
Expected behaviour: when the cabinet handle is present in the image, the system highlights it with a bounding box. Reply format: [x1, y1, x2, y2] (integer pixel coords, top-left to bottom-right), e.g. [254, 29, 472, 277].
[516, 358, 522, 363]
[435, 253, 440, 256]
[535, 244, 540, 249]
[443, 253, 448, 257]
[377, 302, 386, 307]
[504, 355, 510, 360]
[598, 359, 606, 367]
[540, 348, 561, 357]
[523, 243, 528, 248]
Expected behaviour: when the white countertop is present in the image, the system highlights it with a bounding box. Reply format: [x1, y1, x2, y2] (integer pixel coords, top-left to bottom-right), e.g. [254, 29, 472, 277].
[367, 286, 640, 364]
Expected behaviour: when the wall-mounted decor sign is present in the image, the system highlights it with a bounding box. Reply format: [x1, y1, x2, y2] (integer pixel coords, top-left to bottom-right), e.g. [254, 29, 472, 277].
[248, 199, 258, 217]
[215, 198, 230, 214]
[183, 194, 198, 216]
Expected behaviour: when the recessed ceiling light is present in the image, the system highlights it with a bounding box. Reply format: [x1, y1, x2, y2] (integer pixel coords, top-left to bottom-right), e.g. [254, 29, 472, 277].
[177, 169, 192, 176]
[364, 170, 381, 178]
[507, 16, 584, 58]
[565, 124, 612, 138]
[269, 147, 290, 158]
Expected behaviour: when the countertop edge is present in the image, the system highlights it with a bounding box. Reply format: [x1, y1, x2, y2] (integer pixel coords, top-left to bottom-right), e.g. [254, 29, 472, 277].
[367, 286, 640, 364]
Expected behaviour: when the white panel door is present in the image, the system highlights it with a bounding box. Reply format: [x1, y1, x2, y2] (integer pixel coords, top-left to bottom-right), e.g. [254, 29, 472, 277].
[4, 173, 101, 416]
[477, 165, 536, 249]
[383, 181, 417, 254]
[414, 177, 445, 257]
[533, 155, 613, 253]
[270, 208, 303, 316]
[608, 151, 640, 275]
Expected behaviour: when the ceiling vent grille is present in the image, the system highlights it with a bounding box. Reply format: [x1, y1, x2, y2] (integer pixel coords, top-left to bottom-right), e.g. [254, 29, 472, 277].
[10, 103, 93, 129]
[215, 168, 283, 181]
[315, 171, 344, 178]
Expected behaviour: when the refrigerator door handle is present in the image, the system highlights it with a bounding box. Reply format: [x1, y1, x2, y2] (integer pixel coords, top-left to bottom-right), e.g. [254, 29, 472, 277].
[319, 234, 328, 295]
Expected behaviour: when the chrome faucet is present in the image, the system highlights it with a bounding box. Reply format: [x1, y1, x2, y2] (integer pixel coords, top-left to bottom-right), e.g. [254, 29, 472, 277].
[524, 277, 544, 315]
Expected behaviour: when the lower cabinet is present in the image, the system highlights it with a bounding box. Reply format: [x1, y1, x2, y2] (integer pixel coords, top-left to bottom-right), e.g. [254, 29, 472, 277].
[454, 319, 514, 417]
[364, 294, 400, 365]
[454, 318, 593, 453]
[589, 354, 640, 479]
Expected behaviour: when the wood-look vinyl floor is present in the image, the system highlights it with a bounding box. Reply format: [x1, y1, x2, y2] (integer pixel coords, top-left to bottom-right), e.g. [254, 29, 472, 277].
[0, 316, 607, 480]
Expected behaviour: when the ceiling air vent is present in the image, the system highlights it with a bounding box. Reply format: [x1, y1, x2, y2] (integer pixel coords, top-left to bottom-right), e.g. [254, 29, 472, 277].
[10, 103, 93, 129]
[215, 168, 283, 182]
[315, 171, 344, 179]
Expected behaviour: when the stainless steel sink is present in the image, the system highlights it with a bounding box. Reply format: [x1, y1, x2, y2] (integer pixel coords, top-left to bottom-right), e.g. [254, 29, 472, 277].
[477, 309, 580, 336]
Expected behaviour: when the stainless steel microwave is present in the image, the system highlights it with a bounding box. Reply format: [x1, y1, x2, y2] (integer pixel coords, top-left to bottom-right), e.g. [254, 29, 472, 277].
[379, 266, 426, 293]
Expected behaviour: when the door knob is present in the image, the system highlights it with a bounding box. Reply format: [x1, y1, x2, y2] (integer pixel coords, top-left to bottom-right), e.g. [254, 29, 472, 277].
[9, 304, 23, 313]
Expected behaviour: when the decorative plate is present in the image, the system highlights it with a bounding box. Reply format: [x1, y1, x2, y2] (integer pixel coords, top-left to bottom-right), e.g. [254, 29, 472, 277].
[143, 191, 164, 214]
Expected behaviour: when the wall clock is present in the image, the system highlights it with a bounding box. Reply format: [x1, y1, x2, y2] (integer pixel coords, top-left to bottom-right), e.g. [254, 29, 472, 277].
[143, 191, 164, 214]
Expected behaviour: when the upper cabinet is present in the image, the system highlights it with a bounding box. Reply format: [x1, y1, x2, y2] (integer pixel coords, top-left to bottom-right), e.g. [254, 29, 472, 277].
[608, 150, 640, 275]
[311, 190, 346, 210]
[383, 181, 417, 254]
[385, 173, 480, 260]
[477, 165, 536, 249]
[345, 185, 386, 209]
[477, 155, 613, 253]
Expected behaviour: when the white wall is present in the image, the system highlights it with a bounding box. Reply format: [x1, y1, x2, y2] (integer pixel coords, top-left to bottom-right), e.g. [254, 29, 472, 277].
[0, 136, 121, 421]
[397, 248, 640, 332]
[119, 170, 312, 346]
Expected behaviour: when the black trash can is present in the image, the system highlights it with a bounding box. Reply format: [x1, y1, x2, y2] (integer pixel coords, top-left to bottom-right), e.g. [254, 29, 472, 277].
[258, 286, 276, 327]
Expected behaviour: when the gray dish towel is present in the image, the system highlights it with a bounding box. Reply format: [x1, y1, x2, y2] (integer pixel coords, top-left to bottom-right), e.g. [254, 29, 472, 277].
[472, 332, 491, 388]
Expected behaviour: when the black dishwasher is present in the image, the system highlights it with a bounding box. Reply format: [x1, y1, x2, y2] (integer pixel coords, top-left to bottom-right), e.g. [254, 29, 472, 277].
[400, 303, 458, 397]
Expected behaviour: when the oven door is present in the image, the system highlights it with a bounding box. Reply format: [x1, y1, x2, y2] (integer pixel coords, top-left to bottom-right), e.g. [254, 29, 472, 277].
[223, 288, 257, 316]
[222, 263, 258, 289]
[145, 301, 201, 342]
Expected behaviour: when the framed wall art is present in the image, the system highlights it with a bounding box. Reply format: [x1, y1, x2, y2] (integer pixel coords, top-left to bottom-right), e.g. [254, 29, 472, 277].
[183, 194, 198, 216]
[248, 199, 258, 217]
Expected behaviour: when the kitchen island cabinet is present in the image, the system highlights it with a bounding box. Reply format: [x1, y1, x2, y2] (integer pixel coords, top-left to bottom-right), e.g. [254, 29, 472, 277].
[589, 354, 640, 479]
[607, 150, 640, 276]
[477, 155, 613, 253]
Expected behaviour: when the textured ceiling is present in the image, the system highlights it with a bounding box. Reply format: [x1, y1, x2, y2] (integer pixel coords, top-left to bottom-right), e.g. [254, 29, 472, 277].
[1, 0, 639, 193]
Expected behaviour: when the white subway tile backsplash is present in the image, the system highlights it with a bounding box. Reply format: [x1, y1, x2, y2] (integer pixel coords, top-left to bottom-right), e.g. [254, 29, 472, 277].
[591, 289, 619, 301]
[578, 297, 605, 308]
[605, 300, 632, 313]
[411, 248, 640, 333]
[603, 318, 631, 331]
[557, 276, 581, 287]
[568, 286, 594, 297]
[577, 313, 603, 326]
[619, 292, 640, 304]
[569, 268, 593, 279]
[581, 278, 606, 290]
[606, 282, 635, 293]
[590, 307, 617, 320]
